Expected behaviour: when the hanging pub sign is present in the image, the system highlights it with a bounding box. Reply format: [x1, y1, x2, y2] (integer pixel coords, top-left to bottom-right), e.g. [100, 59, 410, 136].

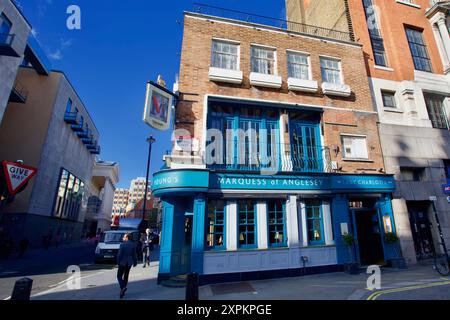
[143, 80, 176, 131]
[1, 161, 37, 196]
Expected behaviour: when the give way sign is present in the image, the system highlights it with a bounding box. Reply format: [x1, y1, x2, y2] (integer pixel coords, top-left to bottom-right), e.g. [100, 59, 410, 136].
[2, 161, 37, 195]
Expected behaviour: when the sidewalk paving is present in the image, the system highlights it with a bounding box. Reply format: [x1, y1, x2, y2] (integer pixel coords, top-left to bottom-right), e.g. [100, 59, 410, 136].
[31, 261, 448, 300]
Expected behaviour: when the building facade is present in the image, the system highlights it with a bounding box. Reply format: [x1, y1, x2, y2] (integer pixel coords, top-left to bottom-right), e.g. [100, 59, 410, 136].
[152, 6, 399, 285]
[287, 0, 450, 265]
[127, 177, 151, 210]
[113, 188, 129, 216]
[0, 0, 31, 124]
[84, 161, 120, 237]
[0, 63, 102, 247]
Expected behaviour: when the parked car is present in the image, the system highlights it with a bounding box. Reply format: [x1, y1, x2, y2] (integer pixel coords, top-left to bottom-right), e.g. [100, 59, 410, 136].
[94, 230, 142, 263]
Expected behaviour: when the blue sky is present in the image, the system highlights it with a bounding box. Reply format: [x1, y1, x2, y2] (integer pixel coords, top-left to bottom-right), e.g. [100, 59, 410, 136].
[17, 0, 286, 188]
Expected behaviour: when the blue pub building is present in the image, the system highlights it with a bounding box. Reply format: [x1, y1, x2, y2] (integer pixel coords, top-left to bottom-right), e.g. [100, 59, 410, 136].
[152, 7, 400, 284]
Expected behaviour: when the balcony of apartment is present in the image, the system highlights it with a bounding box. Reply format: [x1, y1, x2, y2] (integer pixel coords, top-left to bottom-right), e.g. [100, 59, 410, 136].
[8, 81, 28, 103]
[70, 120, 84, 132]
[64, 111, 79, 124]
[77, 127, 90, 139]
[0, 33, 20, 57]
[81, 134, 94, 145]
[87, 142, 101, 155]
[191, 3, 354, 43]
[206, 141, 332, 174]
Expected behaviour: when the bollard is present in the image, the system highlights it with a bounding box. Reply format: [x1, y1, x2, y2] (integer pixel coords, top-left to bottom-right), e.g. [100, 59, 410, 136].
[11, 277, 33, 301]
[185, 272, 199, 301]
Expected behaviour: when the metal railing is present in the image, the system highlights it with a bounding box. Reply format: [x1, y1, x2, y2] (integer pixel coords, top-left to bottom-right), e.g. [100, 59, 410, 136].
[204, 142, 332, 173]
[192, 3, 353, 43]
[0, 33, 14, 46]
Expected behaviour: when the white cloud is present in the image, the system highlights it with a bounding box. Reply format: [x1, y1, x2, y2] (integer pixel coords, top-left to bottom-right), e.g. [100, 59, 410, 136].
[49, 49, 62, 61]
[31, 29, 38, 38]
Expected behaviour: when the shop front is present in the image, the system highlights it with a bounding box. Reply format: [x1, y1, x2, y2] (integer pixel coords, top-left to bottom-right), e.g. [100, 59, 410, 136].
[153, 169, 398, 285]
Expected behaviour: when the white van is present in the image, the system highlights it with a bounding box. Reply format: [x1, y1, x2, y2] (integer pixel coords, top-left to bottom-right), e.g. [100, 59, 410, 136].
[94, 230, 141, 263]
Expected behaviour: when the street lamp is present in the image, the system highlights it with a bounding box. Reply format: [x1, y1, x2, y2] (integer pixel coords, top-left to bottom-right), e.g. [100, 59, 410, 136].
[143, 135, 156, 222]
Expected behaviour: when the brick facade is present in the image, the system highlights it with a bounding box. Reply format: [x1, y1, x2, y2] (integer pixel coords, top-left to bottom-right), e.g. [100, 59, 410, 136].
[176, 13, 385, 173]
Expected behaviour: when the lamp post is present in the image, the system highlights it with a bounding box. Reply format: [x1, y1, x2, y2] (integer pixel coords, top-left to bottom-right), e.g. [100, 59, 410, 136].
[143, 135, 156, 222]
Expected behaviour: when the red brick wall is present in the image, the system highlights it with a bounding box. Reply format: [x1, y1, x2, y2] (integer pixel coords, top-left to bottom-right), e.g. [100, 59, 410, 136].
[177, 14, 385, 173]
[348, 0, 444, 81]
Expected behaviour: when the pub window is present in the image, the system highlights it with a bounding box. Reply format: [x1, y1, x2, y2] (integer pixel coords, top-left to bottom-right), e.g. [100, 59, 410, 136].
[206, 200, 226, 250]
[305, 199, 325, 245]
[251, 46, 276, 75]
[238, 200, 257, 248]
[211, 40, 239, 71]
[267, 200, 287, 247]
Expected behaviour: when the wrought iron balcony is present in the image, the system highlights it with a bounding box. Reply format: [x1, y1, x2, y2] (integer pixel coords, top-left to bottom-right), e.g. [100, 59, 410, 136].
[89, 145, 101, 155]
[192, 3, 353, 43]
[205, 142, 332, 173]
[0, 33, 19, 57]
[64, 112, 79, 124]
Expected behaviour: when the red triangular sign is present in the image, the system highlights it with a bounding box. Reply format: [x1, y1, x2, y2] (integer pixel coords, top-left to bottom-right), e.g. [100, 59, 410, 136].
[2, 161, 37, 195]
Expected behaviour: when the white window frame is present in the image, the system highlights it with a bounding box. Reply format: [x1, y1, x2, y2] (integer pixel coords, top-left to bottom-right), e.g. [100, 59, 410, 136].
[381, 90, 398, 109]
[319, 55, 343, 85]
[211, 38, 240, 71]
[250, 44, 278, 76]
[286, 50, 312, 81]
[341, 134, 369, 160]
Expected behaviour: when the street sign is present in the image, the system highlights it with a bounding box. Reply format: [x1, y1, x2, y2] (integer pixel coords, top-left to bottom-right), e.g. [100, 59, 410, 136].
[1, 161, 37, 195]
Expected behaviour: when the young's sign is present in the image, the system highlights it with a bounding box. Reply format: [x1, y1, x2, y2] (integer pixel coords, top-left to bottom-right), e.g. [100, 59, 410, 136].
[1, 161, 37, 195]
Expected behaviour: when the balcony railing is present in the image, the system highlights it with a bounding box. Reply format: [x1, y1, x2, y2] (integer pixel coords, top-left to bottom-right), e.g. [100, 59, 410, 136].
[64, 112, 79, 124]
[89, 145, 101, 155]
[77, 128, 90, 139]
[70, 122, 84, 132]
[0, 33, 19, 57]
[81, 135, 94, 145]
[192, 3, 353, 43]
[204, 142, 332, 173]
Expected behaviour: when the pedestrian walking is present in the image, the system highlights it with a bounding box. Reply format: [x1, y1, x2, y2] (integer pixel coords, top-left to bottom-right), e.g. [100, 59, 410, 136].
[116, 233, 137, 299]
[141, 228, 154, 268]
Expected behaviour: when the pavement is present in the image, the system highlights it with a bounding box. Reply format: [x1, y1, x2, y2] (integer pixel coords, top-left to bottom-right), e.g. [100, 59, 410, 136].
[2, 242, 450, 300]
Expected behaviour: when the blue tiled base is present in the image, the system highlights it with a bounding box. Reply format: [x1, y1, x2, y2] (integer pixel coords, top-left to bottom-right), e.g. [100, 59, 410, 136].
[197, 264, 344, 286]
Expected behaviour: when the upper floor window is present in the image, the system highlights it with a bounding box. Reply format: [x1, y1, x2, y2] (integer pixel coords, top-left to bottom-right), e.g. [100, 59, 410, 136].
[341, 135, 369, 160]
[65, 99, 73, 113]
[320, 57, 341, 84]
[362, 0, 388, 67]
[206, 200, 226, 250]
[381, 90, 397, 108]
[238, 200, 257, 248]
[251, 46, 276, 75]
[53, 168, 85, 221]
[424, 93, 449, 129]
[0, 13, 12, 44]
[405, 28, 432, 72]
[267, 200, 287, 247]
[211, 40, 239, 71]
[287, 51, 309, 80]
[400, 167, 425, 182]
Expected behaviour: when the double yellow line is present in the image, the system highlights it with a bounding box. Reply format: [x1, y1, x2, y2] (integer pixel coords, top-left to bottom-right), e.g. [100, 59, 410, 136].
[367, 279, 450, 300]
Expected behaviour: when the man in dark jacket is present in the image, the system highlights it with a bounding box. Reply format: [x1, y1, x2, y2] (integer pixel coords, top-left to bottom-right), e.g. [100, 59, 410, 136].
[116, 233, 137, 298]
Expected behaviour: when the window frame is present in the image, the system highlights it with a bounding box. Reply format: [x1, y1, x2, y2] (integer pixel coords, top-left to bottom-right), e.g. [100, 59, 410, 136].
[286, 50, 311, 81]
[305, 199, 325, 246]
[319, 56, 343, 85]
[251, 44, 277, 76]
[237, 200, 258, 249]
[52, 167, 85, 221]
[341, 134, 369, 160]
[362, 0, 388, 67]
[211, 38, 240, 71]
[424, 93, 449, 130]
[267, 200, 287, 248]
[381, 90, 397, 109]
[206, 199, 227, 251]
[405, 27, 432, 72]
